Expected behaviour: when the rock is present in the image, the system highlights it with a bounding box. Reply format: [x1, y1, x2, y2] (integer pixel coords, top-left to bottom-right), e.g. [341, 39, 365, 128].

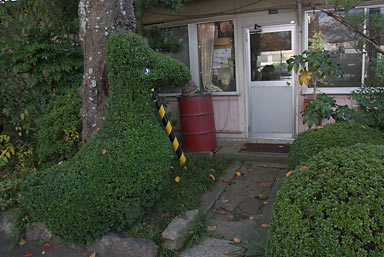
[25, 222, 53, 242]
[0, 211, 15, 236]
[180, 238, 244, 257]
[89, 232, 158, 257]
[162, 209, 200, 250]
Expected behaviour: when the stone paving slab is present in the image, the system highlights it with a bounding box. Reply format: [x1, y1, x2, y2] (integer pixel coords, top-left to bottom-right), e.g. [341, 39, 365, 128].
[181, 159, 287, 256]
[180, 238, 244, 257]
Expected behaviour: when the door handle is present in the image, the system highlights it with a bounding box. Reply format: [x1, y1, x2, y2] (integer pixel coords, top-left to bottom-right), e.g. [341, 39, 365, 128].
[286, 81, 291, 86]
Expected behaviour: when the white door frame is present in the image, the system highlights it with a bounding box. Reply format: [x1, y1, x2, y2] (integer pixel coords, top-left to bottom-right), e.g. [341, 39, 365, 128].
[244, 24, 297, 139]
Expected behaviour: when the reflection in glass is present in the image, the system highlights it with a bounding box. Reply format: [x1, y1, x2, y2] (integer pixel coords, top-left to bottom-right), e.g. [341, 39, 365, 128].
[250, 31, 292, 82]
[308, 10, 363, 87]
[198, 21, 236, 92]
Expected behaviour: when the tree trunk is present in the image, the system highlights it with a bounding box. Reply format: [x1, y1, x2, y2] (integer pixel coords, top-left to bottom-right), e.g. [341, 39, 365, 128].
[78, 0, 136, 143]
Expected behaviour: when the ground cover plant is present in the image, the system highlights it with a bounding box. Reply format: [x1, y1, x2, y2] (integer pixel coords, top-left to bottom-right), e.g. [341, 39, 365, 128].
[20, 31, 191, 245]
[267, 144, 384, 257]
[288, 122, 384, 169]
[126, 155, 231, 256]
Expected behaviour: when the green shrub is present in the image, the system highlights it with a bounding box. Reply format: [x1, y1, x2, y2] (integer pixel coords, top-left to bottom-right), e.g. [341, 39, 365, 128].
[21, 31, 191, 245]
[267, 144, 384, 257]
[352, 86, 384, 131]
[288, 122, 384, 169]
[34, 80, 82, 168]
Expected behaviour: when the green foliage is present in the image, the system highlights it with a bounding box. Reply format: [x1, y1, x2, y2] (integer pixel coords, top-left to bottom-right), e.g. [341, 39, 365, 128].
[267, 144, 384, 257]
[288, 122, 384, 169]
[21, 31, 191, 245]
[352, 85, 384, 131]
[302, 94, 353, 128]
[143, 26, 183, 53]
[182, 214, 208, 249]
[34, 81, 82, 168]
[135, 0, 183, 13]
[287, 49, 343, 81]
[230, 221, 267, 257]
[0, 134, 14, 167]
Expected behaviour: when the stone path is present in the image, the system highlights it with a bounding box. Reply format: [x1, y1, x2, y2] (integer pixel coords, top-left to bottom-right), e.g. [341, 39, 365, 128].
[181, 159, 287, 257]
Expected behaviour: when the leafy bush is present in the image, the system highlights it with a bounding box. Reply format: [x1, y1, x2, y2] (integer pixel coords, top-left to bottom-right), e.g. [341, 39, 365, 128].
[352, 86, 384, 131]
[21, 31, 191, 245]
[288, 122, 384, 169]
[302, 94, 353, 128]
[267, 144, 384, 257]
[34, 79, 82, 168]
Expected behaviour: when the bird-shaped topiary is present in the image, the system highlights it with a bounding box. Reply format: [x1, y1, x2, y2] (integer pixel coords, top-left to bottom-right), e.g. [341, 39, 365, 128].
[21, 31, 191, 245]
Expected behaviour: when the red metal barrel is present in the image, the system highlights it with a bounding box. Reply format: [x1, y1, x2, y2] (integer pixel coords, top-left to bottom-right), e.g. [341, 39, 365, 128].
[178, 94, 217, 152]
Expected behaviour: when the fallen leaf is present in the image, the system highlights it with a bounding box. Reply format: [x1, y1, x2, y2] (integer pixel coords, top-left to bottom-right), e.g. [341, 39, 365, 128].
[362, 125, 367, 130]
[236, 171, 242, 177]
[315, 125, 323, 130]
[207, 225, 216, 231]
[209, 174, 216, 181]
[161, 213, 169, 218]
[225, 216, 231, 221]
[221, 199, 229, 203]
[170, 166, 175, 170]
[222, 179, 229, 183]
[263, 201, 268, 204]
[233, 237, 241, 243]
[89, 253, 96, 257]
[43, 243, 51, 248]
[261, 224, 269, 228]
[174, 176, 180, 183]
[299, 166, 308, 172]
[19, 239, 26, 246]
[57, 161, 63, 165]
[209, 168, 215, 172]
[217, 211, 226, 215]
[257, 179, 262, 183]
[286, 171, 294, 178]
[102, 148, 106, 154]
[249, 216, 255, 220]
[258, 193, 263, 198]
[24, 254, 32, 257]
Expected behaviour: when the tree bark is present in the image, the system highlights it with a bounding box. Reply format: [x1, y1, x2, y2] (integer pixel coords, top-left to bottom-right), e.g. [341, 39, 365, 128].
[78, 0, 136, 143]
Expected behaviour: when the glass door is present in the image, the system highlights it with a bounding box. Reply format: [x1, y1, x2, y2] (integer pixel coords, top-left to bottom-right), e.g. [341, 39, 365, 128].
[246, 25, 295, 139]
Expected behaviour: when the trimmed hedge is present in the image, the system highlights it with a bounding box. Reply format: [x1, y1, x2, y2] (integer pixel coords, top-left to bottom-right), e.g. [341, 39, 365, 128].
[267, 144, 384, 257]
[288, 122, 384, 169]
[21, 31, 191, 245]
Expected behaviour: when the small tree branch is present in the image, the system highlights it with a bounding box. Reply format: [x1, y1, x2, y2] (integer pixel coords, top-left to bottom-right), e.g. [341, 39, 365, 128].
[297, 0, 384, 56]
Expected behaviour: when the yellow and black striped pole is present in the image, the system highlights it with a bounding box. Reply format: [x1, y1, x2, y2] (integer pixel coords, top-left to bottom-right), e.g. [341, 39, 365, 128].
[151, 88, 186, 165]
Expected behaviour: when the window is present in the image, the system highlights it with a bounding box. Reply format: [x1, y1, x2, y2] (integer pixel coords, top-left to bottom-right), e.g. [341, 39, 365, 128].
[307, 9, 364, 87]
[155, 25, 190, 94]
[198, 21, 236, 92]
[249, 30, 292, 82]
[306, 6, 384, 89]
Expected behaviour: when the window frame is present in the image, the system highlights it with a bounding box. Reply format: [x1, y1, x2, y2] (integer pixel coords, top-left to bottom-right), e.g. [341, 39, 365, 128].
[301, 6, 384, 95]
[159, 16, 239, 97]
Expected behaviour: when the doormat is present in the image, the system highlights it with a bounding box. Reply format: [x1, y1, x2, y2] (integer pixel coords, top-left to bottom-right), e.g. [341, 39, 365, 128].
[239, 143, 290, 154]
